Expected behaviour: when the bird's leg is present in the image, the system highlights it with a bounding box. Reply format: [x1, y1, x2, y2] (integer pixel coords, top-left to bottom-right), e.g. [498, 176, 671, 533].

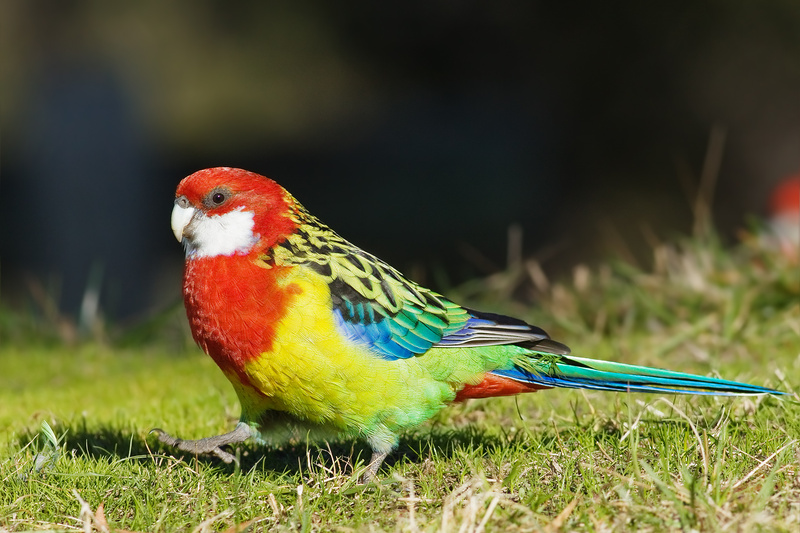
[360, 449, 389, 484]
[151, 422, 253, 464]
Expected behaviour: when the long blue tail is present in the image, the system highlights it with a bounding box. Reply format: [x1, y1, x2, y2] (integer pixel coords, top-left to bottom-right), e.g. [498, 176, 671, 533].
[494, 353, 783, 396]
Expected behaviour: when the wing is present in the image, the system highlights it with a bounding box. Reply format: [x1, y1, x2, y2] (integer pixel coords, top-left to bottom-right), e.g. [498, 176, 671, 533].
[314, 247, 470, 360]
[322, 255, 573, 359]
[323, 267, 572, 360]
[268, 210, 568, 359]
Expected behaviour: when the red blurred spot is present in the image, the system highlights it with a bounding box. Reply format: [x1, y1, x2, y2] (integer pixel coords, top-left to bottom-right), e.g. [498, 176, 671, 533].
[769, 175, 800, 216]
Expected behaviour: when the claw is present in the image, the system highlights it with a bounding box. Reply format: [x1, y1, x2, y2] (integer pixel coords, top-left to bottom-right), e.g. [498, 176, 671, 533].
[150, 423, 253, 464]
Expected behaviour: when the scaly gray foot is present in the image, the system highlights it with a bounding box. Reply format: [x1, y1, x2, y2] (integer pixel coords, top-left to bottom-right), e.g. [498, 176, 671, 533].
[360, 450, 389, 484]
[151, 422, 253, 464]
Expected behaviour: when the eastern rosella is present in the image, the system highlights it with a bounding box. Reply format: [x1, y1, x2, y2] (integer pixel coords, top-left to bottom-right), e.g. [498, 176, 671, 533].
[156, 167, 780, 481]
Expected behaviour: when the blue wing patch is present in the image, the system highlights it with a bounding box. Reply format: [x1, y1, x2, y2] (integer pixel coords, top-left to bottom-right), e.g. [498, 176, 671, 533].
[332, 304, 454, 360]
[333, 299, 571, 361]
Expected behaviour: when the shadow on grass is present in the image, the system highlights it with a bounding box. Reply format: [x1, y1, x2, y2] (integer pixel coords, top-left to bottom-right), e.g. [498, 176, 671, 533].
[11, 421, 513, 479]
[14, 410, 758, 481]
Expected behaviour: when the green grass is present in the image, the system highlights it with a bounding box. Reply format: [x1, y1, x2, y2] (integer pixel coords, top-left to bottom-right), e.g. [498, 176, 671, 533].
[1, 234, 798, 532]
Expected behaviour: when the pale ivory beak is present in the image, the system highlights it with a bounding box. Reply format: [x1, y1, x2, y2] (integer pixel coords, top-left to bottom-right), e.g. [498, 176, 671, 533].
[171, 203, 196, 243]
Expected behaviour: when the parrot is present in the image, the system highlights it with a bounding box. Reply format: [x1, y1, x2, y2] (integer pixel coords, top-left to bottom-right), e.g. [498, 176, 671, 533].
[155, 167, 781, 482]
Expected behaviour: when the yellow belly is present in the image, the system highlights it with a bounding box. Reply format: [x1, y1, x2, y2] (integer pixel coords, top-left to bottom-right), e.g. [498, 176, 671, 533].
[227, 266, 462, 446]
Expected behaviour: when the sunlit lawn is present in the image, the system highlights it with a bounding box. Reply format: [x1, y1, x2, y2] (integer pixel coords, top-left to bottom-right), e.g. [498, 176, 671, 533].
[1, 234, 798, 532]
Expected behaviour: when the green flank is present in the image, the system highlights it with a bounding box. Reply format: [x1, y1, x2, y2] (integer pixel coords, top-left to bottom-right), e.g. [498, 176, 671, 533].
[1, 233, 798, 532]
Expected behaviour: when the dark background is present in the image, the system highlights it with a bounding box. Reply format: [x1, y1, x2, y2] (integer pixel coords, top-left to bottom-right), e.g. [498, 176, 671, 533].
[2, 0, 799, 328]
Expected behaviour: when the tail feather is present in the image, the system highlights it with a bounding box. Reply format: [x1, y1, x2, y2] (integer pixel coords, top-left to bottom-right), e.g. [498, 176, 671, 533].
[493, 353, 782, 396]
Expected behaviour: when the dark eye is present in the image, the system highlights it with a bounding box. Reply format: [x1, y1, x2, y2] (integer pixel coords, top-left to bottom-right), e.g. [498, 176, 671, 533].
[205, 188, 230, 207]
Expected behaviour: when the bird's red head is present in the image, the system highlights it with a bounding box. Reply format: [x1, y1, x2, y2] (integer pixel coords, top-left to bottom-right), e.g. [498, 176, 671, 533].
[172, 167, 299, 258]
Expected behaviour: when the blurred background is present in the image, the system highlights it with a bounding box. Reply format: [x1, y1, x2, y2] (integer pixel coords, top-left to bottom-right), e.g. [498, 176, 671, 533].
[1, 0, 799, 334]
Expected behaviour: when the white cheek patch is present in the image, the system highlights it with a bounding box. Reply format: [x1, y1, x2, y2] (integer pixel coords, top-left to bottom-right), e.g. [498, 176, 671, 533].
[184, 208, 260, 258]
